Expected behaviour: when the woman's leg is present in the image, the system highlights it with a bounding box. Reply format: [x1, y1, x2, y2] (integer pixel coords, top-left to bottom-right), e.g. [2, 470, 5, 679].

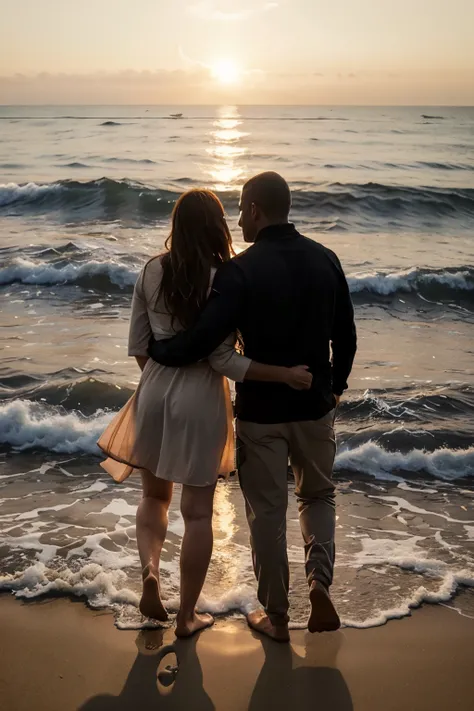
[136, 469, 173, 620]
[176, 482, 216, 637]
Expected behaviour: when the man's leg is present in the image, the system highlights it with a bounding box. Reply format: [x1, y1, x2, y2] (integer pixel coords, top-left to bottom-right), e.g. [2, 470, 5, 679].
[289, 411, 340, 632]
[236, 420, 290, 641]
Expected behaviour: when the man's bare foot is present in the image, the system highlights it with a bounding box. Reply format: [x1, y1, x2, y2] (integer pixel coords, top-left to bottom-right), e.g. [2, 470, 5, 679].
[175, 612, 214, 638]
[308, 580, 340, 633]
[139, 565, 168, 622]
[246, 610, 290, 643]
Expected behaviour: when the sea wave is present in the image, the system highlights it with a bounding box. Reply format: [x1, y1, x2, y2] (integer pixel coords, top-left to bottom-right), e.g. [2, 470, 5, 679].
[0, 369, 133, 414]
[1, 399, 473, 480]
[2, 178, 474, 227]
[344, 386, 474, 421]
[0, 399, 113, 454]
[3, 370, 471, 424]
[348, 266, 474, 300]
[0, 178, 180, 220]
[337, 441, 474, 481]
[0, 255, 139, 290]
[2, 253, 472, 303]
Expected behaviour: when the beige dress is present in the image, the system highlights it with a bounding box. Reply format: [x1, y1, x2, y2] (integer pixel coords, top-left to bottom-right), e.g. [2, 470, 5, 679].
[97, 257, 251, 486]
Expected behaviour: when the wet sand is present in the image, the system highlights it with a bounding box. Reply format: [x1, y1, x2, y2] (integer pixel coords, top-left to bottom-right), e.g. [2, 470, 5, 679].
[0, 596, 473, 710]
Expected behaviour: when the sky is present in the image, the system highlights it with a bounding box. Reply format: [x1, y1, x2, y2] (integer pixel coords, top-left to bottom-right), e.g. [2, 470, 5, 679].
[1, 0, 473, 104]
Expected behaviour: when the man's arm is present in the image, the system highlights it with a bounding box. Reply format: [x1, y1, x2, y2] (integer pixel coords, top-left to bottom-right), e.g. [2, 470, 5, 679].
[331, 257, 357, 396]
[148, 261, 245, 367]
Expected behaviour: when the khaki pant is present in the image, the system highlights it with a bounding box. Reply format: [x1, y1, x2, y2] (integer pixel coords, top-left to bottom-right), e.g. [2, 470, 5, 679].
[236, 410, 336, 625]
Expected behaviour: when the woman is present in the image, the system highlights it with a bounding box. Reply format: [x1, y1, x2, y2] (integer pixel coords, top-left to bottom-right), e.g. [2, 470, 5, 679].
[98, 189, 312, 637]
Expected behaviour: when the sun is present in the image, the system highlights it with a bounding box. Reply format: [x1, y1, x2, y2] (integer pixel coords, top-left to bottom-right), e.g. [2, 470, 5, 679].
[212, 59, 241, 85]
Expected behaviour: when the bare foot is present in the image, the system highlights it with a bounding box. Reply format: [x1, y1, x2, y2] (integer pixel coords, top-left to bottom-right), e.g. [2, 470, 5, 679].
[308, 581, 340, 633]
[139, 565, 168, 622]
[247, 610, 290, 643]
[175, 612, 214, 638]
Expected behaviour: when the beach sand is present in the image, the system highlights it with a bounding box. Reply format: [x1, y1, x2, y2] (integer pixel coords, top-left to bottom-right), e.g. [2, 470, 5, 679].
[1, 596, 473, 711]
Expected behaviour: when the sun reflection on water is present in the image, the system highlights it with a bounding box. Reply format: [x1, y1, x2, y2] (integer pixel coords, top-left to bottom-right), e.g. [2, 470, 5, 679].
[207, 106, 248, 191]
[211, 481, 243, 590]
[213, 481, 236, 543]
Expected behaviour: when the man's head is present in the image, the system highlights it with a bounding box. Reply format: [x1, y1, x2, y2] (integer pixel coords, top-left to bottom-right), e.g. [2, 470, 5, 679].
[238, 172, 291, 243]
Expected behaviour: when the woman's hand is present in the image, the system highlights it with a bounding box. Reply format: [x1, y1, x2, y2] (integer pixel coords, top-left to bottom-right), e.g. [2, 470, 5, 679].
[283, 365, 313, 390]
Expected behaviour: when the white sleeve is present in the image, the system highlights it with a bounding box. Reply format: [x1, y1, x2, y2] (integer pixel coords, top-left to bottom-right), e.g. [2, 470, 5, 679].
[128, 269, 152, 357]
[208, 333, 251, 382]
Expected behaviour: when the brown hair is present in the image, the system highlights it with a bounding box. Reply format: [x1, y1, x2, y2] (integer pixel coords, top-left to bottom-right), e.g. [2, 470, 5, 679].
[242, 171, 291, 221]
[152, 189, 233, 330]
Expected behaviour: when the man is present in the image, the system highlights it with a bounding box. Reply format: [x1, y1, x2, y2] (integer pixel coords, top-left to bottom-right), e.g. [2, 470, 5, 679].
[149, 172, 357, 642]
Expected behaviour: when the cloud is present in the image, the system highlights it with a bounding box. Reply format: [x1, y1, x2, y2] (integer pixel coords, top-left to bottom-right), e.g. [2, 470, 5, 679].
[2, 67, 472, 105]
[0, 69, 211, 104]
[337, 72, 358, 80]
[187, 1, 279, 21]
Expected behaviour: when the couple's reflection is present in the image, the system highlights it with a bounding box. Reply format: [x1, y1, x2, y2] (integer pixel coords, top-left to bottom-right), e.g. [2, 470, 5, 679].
[79, 627, 352, 711]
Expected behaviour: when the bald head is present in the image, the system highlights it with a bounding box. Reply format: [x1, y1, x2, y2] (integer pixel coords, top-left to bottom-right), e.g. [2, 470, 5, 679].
[242, 171, 291, 221]
[239, 172, 291, 242]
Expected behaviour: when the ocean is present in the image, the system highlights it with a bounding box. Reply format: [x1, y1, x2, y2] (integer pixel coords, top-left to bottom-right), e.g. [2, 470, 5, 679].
[0, 104, 473, 629]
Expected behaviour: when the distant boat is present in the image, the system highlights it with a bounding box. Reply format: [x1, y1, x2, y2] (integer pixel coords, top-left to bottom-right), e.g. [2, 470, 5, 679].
[170, 113, 183, 119]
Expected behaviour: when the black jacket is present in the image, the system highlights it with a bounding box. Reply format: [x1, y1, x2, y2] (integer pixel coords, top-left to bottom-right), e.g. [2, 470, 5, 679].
[149, 223, 357, 423]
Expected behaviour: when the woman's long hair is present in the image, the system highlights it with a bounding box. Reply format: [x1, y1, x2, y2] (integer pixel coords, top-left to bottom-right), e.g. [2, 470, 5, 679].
[151, 189, 233, 330]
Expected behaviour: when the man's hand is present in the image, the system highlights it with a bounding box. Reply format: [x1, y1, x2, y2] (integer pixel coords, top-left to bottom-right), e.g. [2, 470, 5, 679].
[283, 365, 313, 390]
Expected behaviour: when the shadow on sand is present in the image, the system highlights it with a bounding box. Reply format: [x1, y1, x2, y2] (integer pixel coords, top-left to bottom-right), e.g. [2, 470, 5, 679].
[78, 627, 352, 711]
[248, 631, 353, 711]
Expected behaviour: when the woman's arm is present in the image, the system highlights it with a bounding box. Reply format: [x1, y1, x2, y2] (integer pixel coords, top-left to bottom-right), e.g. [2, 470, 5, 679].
[208, 334, 312, 390]
[128, 269, 153, 369]
[135, 356, 149, 372]
[245, 362, 312, 390]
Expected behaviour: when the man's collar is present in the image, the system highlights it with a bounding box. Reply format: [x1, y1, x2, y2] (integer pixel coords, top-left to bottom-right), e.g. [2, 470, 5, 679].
[255, 223, 298, 242]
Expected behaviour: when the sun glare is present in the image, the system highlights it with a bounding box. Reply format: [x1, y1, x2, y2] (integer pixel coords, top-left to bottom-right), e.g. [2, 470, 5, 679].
[212, 59, 241, 85]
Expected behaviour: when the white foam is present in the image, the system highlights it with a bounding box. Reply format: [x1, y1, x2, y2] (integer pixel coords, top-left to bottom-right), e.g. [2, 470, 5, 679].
[351, 534, 429, 569]
[336, 441, 474, 481]
[370, 495, 474, 524]
[66, 531, 138, 569]
[98, 498, 137, 517]
[0, 257, 138, 289]
[343, 569, 474, 628]
[397, 481, 438, 494]
[0, 530, 62, 563]
[0, 562, 139, 607]
[197, 585, 258, 616]
[16, 501, 79, 521]
[0, 399, 112, 454]
[0, 181, 63, 207]
[435, 530, 460, 551]
[464, 526, 474, 541]
[341, 530, 474, 627]
[347, 267, 473, 295]
[77, 481, 109, 494]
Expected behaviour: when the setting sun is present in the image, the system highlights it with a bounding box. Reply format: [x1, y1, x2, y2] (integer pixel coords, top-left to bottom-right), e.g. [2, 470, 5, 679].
[212, 59, 241, 85]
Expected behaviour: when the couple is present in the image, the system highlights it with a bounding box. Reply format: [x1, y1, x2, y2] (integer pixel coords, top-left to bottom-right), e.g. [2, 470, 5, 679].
[98, 171, 357, 642]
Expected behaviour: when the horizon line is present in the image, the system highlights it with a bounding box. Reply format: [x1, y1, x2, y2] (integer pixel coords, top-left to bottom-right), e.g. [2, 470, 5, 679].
[1, 103, 474, 108]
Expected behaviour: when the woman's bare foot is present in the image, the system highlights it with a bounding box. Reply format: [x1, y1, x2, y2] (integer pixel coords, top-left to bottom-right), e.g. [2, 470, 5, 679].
[175, 612, 214, 638]
[139, 565, 168, 621]
[246, 610, 290, 643]
[308, 580, 340, 633]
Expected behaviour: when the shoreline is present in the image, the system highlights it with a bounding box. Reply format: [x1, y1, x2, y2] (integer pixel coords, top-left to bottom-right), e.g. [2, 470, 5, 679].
[1, 595, 473, 710]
